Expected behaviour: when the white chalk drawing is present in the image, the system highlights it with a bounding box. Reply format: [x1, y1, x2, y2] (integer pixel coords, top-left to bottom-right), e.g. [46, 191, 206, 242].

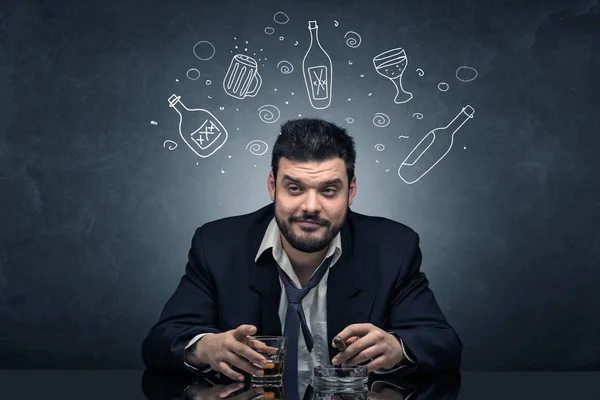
[374, 144, 385, 151]
[345, 117, 354, 124]
[344, 31, 362, 48]
[219, 106, 225, 110]
[258, 104, 281, 123]
[456, 66, 478, 82]
[398, 105, 475, 184]
[265, 27, 275, 35]
[373, 113, 391, 127]
[303, 21, 333, 109]
[438, 82, 449, 92]
[373, 48, 413, 104]
[277, 60, 294, 74]
[223, 54, 262, 99]
[168, 94, 228, 158]
[246, 140, 269, 155]
[348, 60, 353, 65]
[294, 41, 299, 46]
[412, 113, 423, 119]
[360, 74, 364, 78]
[416, 68, 425, 77]
[193, 41, 216, 61]
[163, 140, 177, 150]
[150, 121, 158, 125]
[206, 80, 212, 85]
[273, 11, 289, 24]
[208, 95, 212, 99]
[279, 36, 285, 41]
[334, 20, 339, 27]
[187, 68, 201, 80]
[399, 135, 409, 139]
[386, 169, 390, 172]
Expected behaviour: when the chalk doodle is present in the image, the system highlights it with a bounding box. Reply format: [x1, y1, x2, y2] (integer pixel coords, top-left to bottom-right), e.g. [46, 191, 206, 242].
[344, 31, 362, 48]
[187, 68, 201, 80]
[416, 68, 425, 76]
[277, 60, 294, 74]
[374, 48, 413, 104]
[163, 140, 177, 150]
[399, 105, 475, 184]
[399, 135, 409, 139]
[265, 27, 275, 35]
[373, 113, 391, 127]
[334, 20, 339, 27]
[150, 121, 158, 125]
[345, 117, 354, 124]
[456, 66, 478, 82]
[273, 11, 289, 24]
[223, 54, 262, 99]
[193, 41, 215, 61]
[205, 80, 212, 85]
[258, 104, 281, 123]
[412, 113, 424, 120]
[246, 140, 269, 155]
[303, 20, 333, 109]
[374, 144, 385, 151]
[438, 82, 449, 92]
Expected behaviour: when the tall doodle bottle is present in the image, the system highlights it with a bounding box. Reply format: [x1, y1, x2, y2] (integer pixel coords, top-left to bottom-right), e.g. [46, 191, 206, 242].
[303, 21, 333, 109]
[168, 94, 228, 158]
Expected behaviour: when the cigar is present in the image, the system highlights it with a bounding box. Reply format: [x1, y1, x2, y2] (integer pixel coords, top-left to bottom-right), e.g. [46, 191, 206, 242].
[333, 336, 347, 351]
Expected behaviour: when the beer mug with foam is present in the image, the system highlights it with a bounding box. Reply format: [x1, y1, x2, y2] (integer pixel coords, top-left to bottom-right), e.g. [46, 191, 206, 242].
[223, 54, 262, 99]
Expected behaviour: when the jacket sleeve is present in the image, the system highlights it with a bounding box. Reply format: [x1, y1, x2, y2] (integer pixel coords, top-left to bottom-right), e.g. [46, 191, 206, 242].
[387, 231, 463, 374]
[141, 226, 221, 374]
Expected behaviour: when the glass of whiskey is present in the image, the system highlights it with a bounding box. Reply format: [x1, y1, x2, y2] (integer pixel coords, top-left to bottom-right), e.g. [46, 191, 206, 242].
[246, 336, 287, 386]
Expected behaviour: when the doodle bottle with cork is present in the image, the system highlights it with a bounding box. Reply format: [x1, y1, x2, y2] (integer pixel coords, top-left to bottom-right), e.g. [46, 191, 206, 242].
[303, 20, 333, 109]
[398, 105, 475, 184]
[168, 94, 228, 158]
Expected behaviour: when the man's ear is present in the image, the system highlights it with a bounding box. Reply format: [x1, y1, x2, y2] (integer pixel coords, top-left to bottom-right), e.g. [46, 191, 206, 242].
[267, 170, 276, 201]
[348, 175, 357, 207]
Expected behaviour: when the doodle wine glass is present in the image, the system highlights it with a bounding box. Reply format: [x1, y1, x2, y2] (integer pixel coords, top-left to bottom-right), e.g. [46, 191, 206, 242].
[373, 48, 413, 104]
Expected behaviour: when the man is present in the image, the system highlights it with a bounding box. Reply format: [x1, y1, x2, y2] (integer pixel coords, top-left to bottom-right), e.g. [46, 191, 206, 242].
[142, 118, 462, 385]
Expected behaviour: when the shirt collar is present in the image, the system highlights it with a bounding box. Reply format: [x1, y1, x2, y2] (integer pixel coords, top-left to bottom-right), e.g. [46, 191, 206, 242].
[255, 217, 342, 263]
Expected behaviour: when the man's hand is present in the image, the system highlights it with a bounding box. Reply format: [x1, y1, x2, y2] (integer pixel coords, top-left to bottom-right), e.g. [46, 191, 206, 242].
[187, 324, 269, 381]
[331, 323, 405, 371]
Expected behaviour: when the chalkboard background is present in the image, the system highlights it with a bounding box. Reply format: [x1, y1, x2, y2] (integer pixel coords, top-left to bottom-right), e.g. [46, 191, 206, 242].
[1, 0, 599, 370]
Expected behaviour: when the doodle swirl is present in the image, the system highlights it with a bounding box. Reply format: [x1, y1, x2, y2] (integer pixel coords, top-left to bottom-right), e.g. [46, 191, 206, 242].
[163, 140, 177, 150]
[373, 112, 391, 128]
[258, 104, 281, 124]
[412, 113, 424, 120]
[345, 117, 354, 124]
[246, 140, 269, 155]
[277, 60, 294, 74]
[374, 144, 385, 151]
[344, 31, 362, 48]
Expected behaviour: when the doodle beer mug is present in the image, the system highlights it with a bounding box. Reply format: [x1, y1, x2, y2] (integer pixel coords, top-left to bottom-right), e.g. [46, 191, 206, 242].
[223, 54, 262, 99]
[168, 94, 228, 158]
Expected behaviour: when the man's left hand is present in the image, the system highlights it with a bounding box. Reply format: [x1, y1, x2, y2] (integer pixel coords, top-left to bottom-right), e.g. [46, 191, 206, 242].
[331, 323, 405, 371]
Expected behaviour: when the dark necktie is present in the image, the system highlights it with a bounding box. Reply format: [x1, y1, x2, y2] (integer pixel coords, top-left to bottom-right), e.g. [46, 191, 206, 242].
[278, 256, 333, 392]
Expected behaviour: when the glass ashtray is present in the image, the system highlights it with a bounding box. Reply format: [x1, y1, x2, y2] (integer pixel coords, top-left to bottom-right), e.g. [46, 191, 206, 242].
[312, 365, 369, 389]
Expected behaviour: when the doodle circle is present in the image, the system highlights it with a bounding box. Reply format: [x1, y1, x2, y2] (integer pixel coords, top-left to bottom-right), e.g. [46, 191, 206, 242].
[438, 82, 449, 92]
[344, 31, 362, 48]
[279, 36, 284, 41]
[456, 66, 478, 82]
[246, 140, 269, 155]
[258, 105, 281, 124]
[345, 117, 354, 124]
[334, 20, 339, 27]
[273, 11, 289, 24]
[412, 113, 424, 120]
[163, 140, 177, 150]
[277, 60, 294, 74]
[186, 68, 201, 80]
[416, 68, 425, 77]
[205, 80, 212, 85]
[374, 144, 385, 151]
[193, 41, 216, 61]
[373, 113, 391, 128]
[264, 27, 275, 35]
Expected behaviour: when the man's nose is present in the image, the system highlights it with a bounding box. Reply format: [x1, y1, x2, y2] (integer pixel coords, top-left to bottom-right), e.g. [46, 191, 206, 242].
[300, 190, 322, 213]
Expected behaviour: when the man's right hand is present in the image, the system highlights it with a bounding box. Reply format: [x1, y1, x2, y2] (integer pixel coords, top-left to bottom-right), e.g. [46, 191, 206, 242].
[186, 324, 268, 381]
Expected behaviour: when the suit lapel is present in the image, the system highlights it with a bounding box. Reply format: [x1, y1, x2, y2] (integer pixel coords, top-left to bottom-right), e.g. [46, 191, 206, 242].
[326, 210, 375, 362]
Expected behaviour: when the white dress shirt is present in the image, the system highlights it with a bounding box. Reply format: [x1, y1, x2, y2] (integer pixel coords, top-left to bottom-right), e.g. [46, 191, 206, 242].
[184, 217, 414, 388]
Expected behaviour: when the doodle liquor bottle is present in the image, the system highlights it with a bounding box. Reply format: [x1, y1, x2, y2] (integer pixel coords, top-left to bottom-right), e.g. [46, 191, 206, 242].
[398, 105, 475, 184]
[303, 21, 333, 109]
[168, 94, 228, 158]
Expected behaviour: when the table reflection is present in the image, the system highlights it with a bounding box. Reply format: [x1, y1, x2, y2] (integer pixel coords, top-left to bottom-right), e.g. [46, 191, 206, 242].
[141, 370, 461, 400]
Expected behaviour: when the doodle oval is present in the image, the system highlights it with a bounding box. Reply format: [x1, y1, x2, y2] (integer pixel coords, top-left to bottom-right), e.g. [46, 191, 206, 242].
[273, 11, 289, 24]
[456, 66, 478, 82]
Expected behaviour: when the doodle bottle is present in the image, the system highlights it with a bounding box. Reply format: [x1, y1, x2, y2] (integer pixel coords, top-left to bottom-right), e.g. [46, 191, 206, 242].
[302, 21, 333, 109]
[168, 94, 228, 158]
[398, 105, 474, 184]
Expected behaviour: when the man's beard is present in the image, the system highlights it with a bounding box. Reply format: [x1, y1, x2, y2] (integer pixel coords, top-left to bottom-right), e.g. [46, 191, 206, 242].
[274, 200, 346, 253]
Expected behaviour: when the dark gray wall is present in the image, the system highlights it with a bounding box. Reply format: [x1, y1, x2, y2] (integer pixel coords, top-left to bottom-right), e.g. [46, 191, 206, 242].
[1, 0, 599, 369]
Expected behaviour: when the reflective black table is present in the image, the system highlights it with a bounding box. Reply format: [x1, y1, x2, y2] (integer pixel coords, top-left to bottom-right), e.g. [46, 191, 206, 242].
[0, 371, 599, 400]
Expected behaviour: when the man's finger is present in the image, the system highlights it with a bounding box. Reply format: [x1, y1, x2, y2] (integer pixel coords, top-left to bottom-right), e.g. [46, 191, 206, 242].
[366, 354, 388, 372]
[230, 340, 268, 366]
[332, 333, 379, 366]
[218, 361, 245, 382]
[246, 338, 279, 354]
[226, 351, 265, 377]
[217, 382, 246, 398]
[334, 323, 373, 342]
[343, 344, 382, 366]
[232, 325, 258, 341]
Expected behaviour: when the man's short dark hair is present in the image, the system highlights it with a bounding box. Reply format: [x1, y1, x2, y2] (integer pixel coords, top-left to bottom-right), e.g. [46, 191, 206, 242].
[271, 118, 357, 185]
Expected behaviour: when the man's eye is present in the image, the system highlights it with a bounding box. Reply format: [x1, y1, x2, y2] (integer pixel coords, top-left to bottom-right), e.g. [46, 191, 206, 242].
[323, 188, 338, 195]
[289, 186, 301, 193]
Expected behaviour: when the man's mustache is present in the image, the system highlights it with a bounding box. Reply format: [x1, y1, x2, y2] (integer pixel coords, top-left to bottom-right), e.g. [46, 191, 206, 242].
[289, 215, 330, 226]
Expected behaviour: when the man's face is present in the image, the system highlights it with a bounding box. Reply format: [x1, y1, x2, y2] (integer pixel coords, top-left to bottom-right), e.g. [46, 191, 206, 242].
[267, 157, 357, 253]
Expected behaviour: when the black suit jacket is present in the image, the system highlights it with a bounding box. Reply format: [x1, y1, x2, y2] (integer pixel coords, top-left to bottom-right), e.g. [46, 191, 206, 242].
[141, 203, 462, 375]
